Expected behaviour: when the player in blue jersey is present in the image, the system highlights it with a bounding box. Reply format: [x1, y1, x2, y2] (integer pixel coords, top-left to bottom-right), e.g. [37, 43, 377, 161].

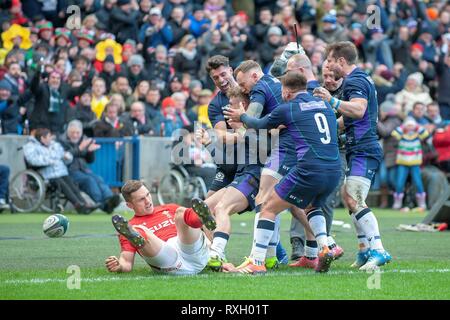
[192, 55, 263, 271]
[226, 72, 342, 274]
[226, 60, 317, 267]
[313, 42, 392, 270]
[284, 55, 345, 267]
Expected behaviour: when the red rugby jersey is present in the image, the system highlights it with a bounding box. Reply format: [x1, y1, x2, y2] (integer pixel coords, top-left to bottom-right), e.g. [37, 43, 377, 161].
[119, 204, 180, 253]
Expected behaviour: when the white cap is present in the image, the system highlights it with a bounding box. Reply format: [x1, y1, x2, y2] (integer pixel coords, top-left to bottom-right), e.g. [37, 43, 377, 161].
[150, 7, 161, 16]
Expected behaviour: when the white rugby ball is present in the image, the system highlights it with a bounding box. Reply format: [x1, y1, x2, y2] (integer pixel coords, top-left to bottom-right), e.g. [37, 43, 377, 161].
[43, 214, 69, 238]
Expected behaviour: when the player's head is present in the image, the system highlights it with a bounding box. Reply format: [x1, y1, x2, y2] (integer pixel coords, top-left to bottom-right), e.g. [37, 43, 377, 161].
[286, 54, 313, 76]
[325, 41, 358, 80]
[234, 60, 263, 94]
[121, 180, 154, 216]
[322, 60, 342, 92]
[227, 85, 250, 111]
[279, 71, 307, 102]
[206, 55, 235, 93]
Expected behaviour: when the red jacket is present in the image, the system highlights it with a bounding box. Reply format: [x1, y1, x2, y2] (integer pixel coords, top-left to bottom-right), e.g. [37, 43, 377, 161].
[433, 126, 450, 162]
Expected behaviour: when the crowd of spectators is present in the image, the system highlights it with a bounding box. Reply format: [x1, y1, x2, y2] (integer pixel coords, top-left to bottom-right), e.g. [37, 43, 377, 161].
[1, 0, 450, 210]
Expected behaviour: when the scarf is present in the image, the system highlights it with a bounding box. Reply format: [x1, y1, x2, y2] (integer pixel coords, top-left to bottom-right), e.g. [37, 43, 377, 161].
[48, 88, 61, 113]
[179, 48, 197, 60]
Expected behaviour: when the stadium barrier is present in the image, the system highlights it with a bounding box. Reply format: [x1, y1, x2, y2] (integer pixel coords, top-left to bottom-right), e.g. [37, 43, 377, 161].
[0, 135, 173, 193]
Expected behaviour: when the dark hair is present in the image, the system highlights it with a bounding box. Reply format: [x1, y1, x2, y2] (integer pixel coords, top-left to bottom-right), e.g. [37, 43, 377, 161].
[413, 102, 425, 109]
[325, 41, 358, 65]
[280, 71, 307, 91]
[34, 128, 51, 142]
[206, 55, 230, 74]
[121, 180, 147, 202]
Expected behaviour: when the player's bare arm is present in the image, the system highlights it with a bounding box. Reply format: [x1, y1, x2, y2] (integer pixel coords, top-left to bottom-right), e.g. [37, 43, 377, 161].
[105, 251, 135, 273]
[313, 87, 367, 119]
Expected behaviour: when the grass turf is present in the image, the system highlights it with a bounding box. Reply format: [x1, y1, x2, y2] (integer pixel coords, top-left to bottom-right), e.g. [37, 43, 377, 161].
[0, 208, 449, 300]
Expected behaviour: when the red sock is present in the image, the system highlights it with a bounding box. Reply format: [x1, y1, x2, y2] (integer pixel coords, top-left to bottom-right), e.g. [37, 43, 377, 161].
[183, 208, 203, 229]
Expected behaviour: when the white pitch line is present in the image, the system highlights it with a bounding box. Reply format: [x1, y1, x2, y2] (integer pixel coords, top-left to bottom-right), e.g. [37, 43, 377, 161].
[3, 269, 450, 285]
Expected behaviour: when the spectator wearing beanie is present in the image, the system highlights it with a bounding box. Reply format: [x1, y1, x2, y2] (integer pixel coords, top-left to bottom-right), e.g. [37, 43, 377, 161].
[155, 97, 184, 137]
[98, 54, 119, 92]
[405, 43, 436, 83]
[126, 54, 148, 90]
[395, 72, 433, 115]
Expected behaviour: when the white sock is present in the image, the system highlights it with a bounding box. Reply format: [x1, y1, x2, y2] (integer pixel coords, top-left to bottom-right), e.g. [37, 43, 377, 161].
[210, 231, 229, 258]
[251, 218, 275, 264]
[353, 209, 384, 251]
[351, 213, 370, 251]
[307, 210, 328, 249]
[305, 241, 318, 258]
[327, 236, 336, 248]
[267, 215, 281, 258]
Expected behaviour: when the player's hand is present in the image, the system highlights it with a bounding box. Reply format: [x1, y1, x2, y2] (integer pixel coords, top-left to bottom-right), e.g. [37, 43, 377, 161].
[313, 87, 332, 102]
[223, 102, 245, 122]
[195, 127, 211, 146]
[221, 262, 237, 273]
[227, 119, 243, 130]
[105, 256, 121, 272]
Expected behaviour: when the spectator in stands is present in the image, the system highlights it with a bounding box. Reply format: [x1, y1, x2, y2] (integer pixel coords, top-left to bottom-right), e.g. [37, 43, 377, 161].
[139, 6, 173, 52]
[172, 92, 191, 127]
[98, 54, 119, 92]
[156, 97, 184, 137]
[59, 120, 122, 214]
[145, 45, 171, 86]
[121, 101, 155, 136]
[93, 102, 133, 137]
[109, 93, 127, 114]
[364, 27, 394, 70]
[186, 80, 202, 111]
[126, 54, 148, 90]
[29, 65, 69, 134]
[110, 0, 139, 44]
[23, 128, 99, 214]
[426, 102, 442, 127]
[372, 63, 407, 104]
[91, 77, 110, 119]
[132, 80, 150, 104]
[144, 87, 162, 121]
[188, 5, 210, 38]
[168, 5, 190, 46]
[391, 25, 412, 66]
[259, 26, 284, 70]
[176, 125, 216, 189]
[0, 79, 20, 134]
[163, 73, 183, 97]
[395, 72, 433, 116]
[436, 35, 450, 120]
[377, 98, 403, 208]
[3, 61, 27, 100]
[405, 43, 436, 83]
[391, 117, 430, 211]
[66, 89, 97, 137]
[317, 14, 348, 44]
[410, 102, 431, 126]
[189, 89, 213, 127]
[432, 121, 450, 174]
[110, 76, 133, 110]
[173, 35, 202, 78]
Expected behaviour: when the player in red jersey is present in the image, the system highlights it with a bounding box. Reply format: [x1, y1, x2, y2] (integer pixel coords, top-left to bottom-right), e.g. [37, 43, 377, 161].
[105, 180, 215, 275]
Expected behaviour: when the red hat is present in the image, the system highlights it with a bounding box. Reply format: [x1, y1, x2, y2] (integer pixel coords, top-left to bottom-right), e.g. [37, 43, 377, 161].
[411, 43, 424, 53]
[161, 97, 176, 109]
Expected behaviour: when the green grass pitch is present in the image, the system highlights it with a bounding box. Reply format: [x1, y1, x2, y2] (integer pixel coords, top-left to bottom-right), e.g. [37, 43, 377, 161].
[1, 208, 449, 300]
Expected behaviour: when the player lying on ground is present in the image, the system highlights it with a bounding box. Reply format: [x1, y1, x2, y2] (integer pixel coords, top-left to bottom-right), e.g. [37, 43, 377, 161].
[223, 72, 342, 274]
[105, 180, 215, 275]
